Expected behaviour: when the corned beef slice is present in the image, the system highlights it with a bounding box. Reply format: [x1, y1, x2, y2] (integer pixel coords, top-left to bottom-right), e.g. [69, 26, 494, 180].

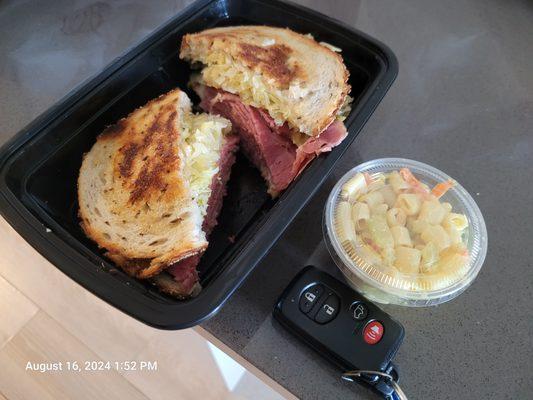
[197, 85, 348, 195]
[201, 134, 240, 237]
[164, 255, 201, 295]
[165, 134, 239, 293]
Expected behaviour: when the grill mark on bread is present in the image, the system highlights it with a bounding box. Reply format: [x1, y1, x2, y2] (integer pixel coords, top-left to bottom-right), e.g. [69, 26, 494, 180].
[238, 43, 299, 87]
[107, 102, 181, 204]
[128, 109, 179, 203]
[119, 142, 140, 177]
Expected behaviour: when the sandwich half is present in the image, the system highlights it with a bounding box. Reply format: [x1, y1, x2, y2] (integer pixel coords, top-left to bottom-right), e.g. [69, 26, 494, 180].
[180, 25, 351, 195]
[78, 88, 238, 298]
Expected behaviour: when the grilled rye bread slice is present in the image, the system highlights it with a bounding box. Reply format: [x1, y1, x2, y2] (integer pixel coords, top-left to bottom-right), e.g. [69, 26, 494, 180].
[78, 88, 232, 290]
[180, 25, 350, 138]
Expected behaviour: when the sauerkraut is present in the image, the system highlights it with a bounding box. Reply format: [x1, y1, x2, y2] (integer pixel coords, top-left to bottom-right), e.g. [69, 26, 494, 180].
[201, 51, 288, 126]
[195, 51, 351, 137]
[181, 113, 231, 215]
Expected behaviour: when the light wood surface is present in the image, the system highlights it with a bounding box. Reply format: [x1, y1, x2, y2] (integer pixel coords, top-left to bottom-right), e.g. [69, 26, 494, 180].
[0, 312, 148, 400]
[0, 276, 38, 349]
[0, 217, 293, 400]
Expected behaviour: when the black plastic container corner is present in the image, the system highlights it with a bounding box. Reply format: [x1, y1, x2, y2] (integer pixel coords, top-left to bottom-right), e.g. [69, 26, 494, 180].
[0, 0, 397, 329]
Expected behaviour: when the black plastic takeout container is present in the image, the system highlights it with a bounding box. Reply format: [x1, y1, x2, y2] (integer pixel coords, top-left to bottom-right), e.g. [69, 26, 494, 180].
[0, 0, 397, 329]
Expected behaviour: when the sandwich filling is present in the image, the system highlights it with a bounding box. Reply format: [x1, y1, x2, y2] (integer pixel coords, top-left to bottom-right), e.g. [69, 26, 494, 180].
[196, 84, 347, 195]
[180, 112, 232, 216]
[180, 26, 351, 196]
[153, 114, 238, 297]
[199, 50, 300, 130]
[187, 47, 351, 137]
[159, 133, 239, 296]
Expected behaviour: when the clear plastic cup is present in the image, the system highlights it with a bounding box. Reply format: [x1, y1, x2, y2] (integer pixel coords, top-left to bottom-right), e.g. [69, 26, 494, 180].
[323, 158, 487, 306]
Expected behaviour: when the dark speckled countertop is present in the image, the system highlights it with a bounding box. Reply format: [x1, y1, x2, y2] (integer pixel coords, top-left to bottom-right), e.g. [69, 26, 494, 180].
[1, 0, 532, 399]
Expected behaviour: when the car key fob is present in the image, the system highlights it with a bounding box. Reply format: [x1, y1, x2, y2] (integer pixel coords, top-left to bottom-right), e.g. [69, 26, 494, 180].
[273, 266, 405, 375]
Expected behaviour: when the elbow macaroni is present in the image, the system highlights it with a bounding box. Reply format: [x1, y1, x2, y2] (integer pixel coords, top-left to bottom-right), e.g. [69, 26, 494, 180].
[389, 171, 409, 193]
[371, 203, 389, 215]
[396, 193, 421, 216]
[367, 214, 394, 250]
[361, 191, 385, 209]
[336, 201, 356, 243]
[421, 225, 451, 251]
[391, 226, 412, 247]
[418, 200, 447, 224]
[387, 208, 406, 227]
[443, 213, 469, 231]
[379, 185, 397, 207]
[335, 168, 469, 282]
[351, 202, 370, 231]
[394, 246, 421, 274]
[341, 173, 367, 201]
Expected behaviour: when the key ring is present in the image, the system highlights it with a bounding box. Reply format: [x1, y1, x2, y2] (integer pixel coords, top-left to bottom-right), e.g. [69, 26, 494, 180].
[342, 370, 408, 400]
[342, 370, 395, 381]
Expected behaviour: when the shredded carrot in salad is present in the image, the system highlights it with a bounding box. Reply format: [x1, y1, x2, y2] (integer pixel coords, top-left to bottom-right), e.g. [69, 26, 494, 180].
[431, 179, 456, 198]
[400, 168, 455, 199]
[400, 168, 431, 197]
[362, 237, 381, 254]
[459, 248, 469, 257]
[400, 168, 423, 188]
[363, 172, 373, 185]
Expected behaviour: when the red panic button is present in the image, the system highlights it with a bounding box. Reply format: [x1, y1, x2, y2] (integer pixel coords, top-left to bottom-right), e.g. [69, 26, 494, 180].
[363, 321, 384, 345]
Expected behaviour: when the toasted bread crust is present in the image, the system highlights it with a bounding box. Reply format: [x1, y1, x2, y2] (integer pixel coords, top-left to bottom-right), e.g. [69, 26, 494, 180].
[180, 25, 350, 137]
[104, 245, 206, 279]
[78, 89, 208, 279]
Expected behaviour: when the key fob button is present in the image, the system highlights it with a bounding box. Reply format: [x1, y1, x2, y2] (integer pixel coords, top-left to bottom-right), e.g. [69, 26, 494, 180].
[350, 302, 368, 321]
[363, 321, 384, 344]
[315, 294, 340, 324]
[299, 284, 324, 313]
